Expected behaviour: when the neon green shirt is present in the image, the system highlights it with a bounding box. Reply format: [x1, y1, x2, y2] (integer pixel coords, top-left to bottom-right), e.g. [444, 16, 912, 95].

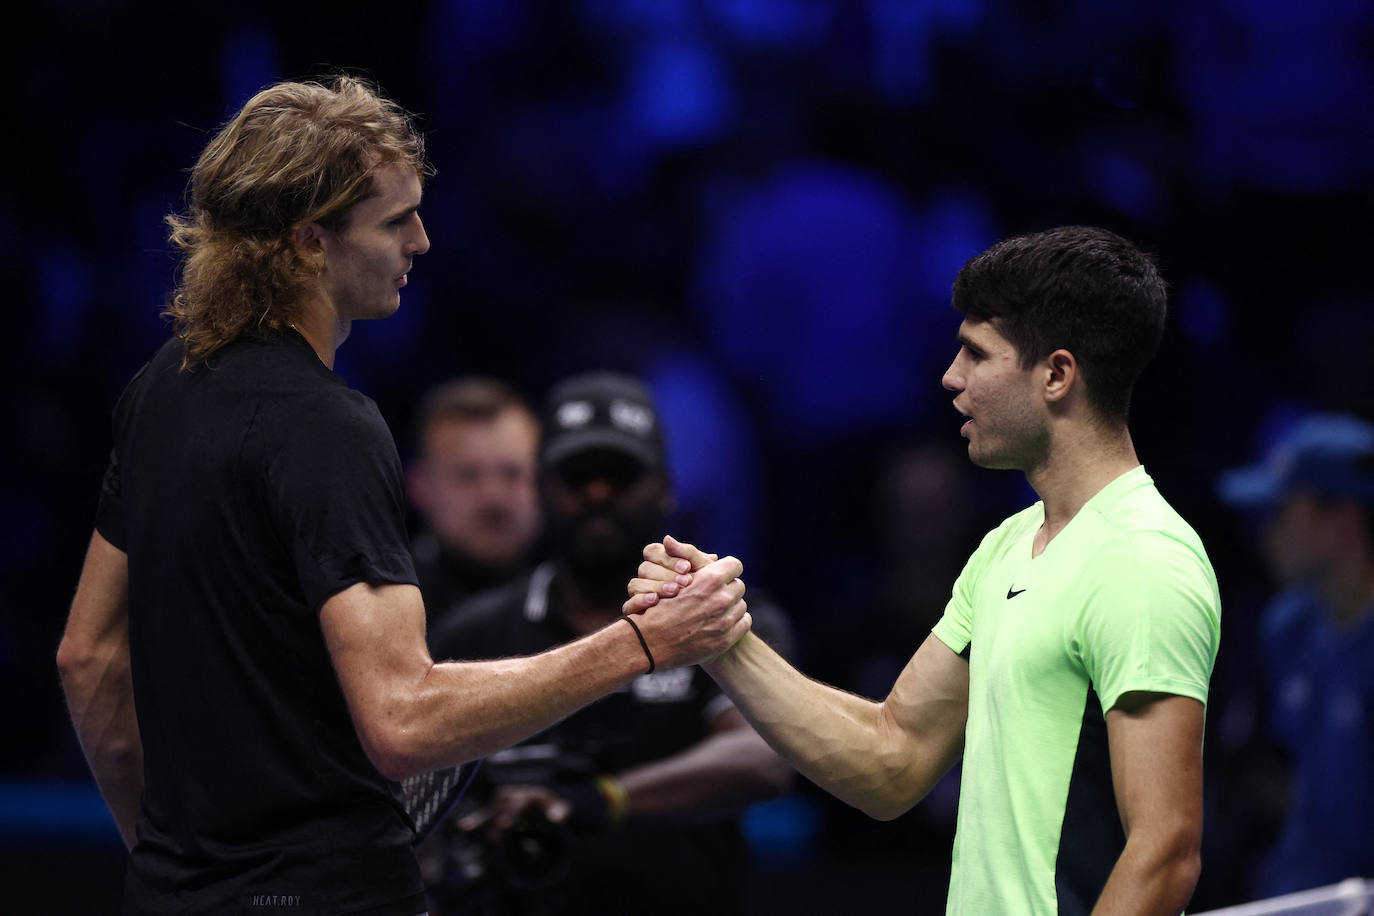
[931, 466, 1220, 915]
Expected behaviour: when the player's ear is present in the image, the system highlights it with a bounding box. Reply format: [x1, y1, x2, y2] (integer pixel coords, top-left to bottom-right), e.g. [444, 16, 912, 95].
[291, 221, 327, 274]
[1043, 349, 1077, 404]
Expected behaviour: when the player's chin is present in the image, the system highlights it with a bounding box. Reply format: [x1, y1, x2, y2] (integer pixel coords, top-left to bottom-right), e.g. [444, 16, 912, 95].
[964, 440, 999, 469]
[367, 295, 403, 319]
[969, 448, 1020, 471]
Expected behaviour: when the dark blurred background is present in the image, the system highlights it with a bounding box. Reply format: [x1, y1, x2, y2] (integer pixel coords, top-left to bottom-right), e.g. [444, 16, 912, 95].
[5, 0, 1373, 912]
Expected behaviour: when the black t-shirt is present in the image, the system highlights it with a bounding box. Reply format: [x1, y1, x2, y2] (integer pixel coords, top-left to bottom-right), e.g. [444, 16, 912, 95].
[427, 565, 797, 916]
[97, 330, 426, 916]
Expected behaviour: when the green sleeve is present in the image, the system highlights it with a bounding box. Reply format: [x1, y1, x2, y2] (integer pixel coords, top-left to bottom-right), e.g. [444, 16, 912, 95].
[1077, 533, 1221, 715]
[932, 533, 987, 655]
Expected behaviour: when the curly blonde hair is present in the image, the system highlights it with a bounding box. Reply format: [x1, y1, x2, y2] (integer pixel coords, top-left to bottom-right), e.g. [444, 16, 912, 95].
[163, 75, 431, 368]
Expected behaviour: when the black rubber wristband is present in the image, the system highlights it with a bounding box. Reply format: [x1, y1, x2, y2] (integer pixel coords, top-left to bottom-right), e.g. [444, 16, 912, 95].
[619, 615, 655, 675]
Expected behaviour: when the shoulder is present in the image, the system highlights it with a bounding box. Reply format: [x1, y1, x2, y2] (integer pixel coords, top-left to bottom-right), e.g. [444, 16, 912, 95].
[283, 373, 386, 434]
[991, 502, 1044, 546]
[266, 372, 393, 465]
[1080, 474, 1215, 584]
[111, 337, 184, 414]
[1069, 481, 1222, 651]
[963, 502, 1043, 570]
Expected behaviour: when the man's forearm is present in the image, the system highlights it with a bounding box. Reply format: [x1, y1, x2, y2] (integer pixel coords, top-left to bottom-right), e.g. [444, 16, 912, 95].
[57, 531, 143, 850]
[372, 620, 654, 778]
[58, 633, 144, 849]
[702, 632, 949, 821]
[329, 559, 750, 780]
[1092, 835, 1201, 916]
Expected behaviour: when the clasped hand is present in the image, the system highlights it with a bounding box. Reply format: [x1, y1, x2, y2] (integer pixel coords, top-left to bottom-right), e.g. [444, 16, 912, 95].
[622, 536, 750, 666]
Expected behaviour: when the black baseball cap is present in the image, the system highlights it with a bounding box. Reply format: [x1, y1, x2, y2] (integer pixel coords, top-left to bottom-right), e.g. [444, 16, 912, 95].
[539, 371, 666, 472]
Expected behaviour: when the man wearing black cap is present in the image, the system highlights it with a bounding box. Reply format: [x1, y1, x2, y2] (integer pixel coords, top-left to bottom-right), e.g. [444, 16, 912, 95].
[1217, 412, 1374, 897]
[423, 371, 796, 916]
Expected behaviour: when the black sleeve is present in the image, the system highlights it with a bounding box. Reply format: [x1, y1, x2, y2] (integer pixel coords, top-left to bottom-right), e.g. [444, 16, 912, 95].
[94, 447, 125, 550]
[269, 392, 418, 612]
[94, 361, 150, 551]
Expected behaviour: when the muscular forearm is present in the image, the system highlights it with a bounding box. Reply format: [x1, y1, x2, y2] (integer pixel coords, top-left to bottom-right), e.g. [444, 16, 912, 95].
[703, 632, 951, 820]
[330, 562, 749, 781]
[1092, 834, 1200, 915]
[617, 726, 794, 822]
[58, 629, 144, 849]
[366, 619, 652, 778]
[58, 531, 142, 850]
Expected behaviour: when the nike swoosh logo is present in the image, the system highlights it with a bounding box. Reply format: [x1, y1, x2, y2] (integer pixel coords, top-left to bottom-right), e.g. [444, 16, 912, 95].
[1007, 587, 1027, 599]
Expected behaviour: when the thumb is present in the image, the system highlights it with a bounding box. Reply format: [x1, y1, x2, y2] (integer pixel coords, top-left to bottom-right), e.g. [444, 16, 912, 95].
[664, 534, 716, 572]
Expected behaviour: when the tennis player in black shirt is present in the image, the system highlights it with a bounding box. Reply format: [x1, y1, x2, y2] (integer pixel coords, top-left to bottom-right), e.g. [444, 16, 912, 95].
[55, 75, 751, 916]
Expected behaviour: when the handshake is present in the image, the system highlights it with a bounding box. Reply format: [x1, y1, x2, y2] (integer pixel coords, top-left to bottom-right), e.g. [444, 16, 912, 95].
[617, 535, 753, 672]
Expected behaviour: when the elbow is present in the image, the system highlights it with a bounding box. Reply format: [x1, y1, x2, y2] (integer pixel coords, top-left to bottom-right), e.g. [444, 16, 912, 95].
[854, 777, 918, 821]
[1135, 824, 1203, 908]
[352, 700, 431, 782]
[56, 635, 98, 691]
[359, 727, 426, 782]
[855, 746, 925, 821]
[1171, 843, 1203, 904]
[374, 758, 418, 784]
[1166, 822, 1203, 892]
[369, 748, 413, 783]
[1157, 848, 1202, 914]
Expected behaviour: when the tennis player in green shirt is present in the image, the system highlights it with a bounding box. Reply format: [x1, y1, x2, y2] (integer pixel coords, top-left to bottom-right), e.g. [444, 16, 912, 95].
[626, 226, 1221, 916]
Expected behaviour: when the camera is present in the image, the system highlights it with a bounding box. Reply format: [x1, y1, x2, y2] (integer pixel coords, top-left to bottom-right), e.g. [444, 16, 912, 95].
[497, 806, 572, 889]
[421, 741, 602, 912]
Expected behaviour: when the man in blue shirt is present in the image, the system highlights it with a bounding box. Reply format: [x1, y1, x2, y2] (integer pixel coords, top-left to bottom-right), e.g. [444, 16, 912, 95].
[1218, 412, 1374, 896]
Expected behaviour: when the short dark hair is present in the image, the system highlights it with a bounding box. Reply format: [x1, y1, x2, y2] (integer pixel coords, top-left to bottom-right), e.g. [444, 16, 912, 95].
[951, 226, 1168, 421]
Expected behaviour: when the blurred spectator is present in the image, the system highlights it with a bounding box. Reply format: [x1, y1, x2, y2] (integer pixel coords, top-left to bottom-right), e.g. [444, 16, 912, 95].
[1216, 412, 1374, 896]
[422, 370, 796, 915]
[788, 437, 998, 910]
[407, 376, 543, 634]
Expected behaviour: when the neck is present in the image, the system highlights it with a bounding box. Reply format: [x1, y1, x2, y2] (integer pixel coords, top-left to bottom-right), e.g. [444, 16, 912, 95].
[291, 294, 351, 369]
[1026, 419, 1139, 554]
